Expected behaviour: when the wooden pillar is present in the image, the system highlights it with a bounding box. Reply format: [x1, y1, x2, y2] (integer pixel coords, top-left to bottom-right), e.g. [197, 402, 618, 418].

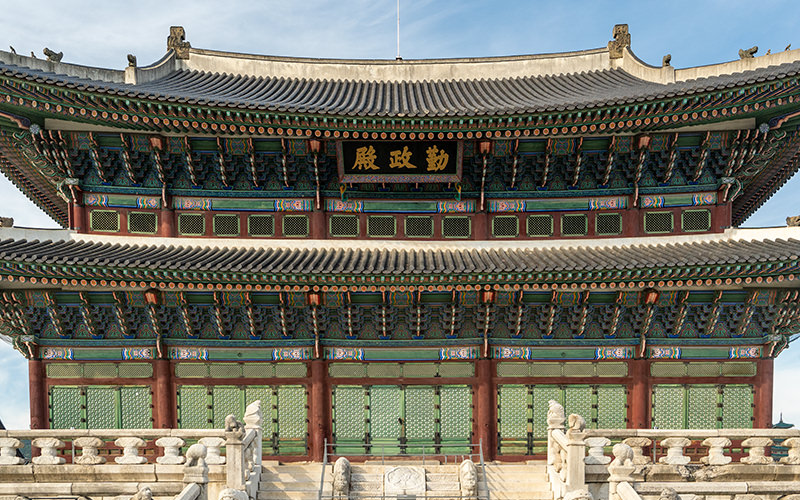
[153, 359, 174, 428]
[472, 212, 488, 240]
[159, 208, 176, 237]
[29, 358, 47, 429]
[753, 358, 774, 428]
[628, 359, 650, 429]
[310, 210, 326, 239]
[475, 358, 495, 460]
[308, 359, 329, 461]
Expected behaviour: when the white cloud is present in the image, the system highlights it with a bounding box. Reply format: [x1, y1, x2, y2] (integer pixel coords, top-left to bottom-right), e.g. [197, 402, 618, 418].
[0, 342, 30, 429]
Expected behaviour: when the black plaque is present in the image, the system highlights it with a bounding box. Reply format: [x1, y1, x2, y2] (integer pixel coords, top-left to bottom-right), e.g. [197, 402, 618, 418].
[337, 140, 462, 183]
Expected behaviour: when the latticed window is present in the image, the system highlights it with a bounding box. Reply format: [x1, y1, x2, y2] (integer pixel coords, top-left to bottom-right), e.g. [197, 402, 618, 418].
[527, 215, 553, 237]
[442, 217, 471, 238]
[367, 215, 396, 237]
[178, 213, 205, 235]
[248, 215, 274, 237]
[595, 212, 622, 235]
[682, 209, 711, 232]
[561, 214, 587, 236]
[213, 214, 239, 236]
[405, 216, 433, 238]
[644, 211, 673, 233]
[90, 210, 120, 232]
[330, 215, 359, 237]
[282, 215, 309, 237]
[492, 216, 519, 238]
[128, 212, 157, 234]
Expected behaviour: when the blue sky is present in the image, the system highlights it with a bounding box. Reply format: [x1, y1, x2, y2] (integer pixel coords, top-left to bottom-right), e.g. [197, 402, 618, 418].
[1, 0, 799, 428]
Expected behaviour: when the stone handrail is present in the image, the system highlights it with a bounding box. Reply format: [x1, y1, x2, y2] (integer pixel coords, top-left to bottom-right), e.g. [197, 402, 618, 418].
[581, 428, 800, 466]
[547, 400, 587, 500]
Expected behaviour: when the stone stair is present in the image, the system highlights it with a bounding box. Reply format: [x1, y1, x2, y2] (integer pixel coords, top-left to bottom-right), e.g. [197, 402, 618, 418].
[258, 463, 329, 500]
[483, 462, 552, 500]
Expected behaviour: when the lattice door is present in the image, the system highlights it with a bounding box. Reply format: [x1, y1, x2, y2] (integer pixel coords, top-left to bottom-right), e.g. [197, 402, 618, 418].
[440, 385, 472, 453]
[370, 385, 403, 454]
[405, 385, 436, 451]
[86, 386, 116, 429]
[721, 385, 753, 428]
[652, 384, 685, 429]
[333, 385, 368, 454]
[276, 385, 307, 455]
[50, 386, 82, 429]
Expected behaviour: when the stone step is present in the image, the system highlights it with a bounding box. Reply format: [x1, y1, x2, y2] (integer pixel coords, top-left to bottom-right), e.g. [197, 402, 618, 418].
[426, 472, 458, 482]
[485, 480, 551, 492]
[257, 492, 323, 500]
[489, 492, 553, 500]
[259, 481, 325, 492]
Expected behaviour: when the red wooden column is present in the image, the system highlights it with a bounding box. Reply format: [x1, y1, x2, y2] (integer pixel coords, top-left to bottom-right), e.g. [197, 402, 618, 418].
[153, 359, 174, 428]
[753, 358, 774, 428]
[474, 358, 496, 460]
[29, 358, 47, 429]
[159, 208, 176, 237]
[628, 359, 650, 429]
[310, 210, 326, 239]
[308, 359, 329, 461]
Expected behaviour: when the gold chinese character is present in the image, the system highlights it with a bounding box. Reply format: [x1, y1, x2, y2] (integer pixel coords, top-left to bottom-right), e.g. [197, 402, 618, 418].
[426, 145, 449, 172]
[389, 146, 416, 169]
[352, 145, 378, 170]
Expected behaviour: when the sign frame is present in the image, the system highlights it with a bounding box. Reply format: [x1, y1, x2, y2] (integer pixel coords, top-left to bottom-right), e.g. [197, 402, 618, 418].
[336, 140, 463, 183]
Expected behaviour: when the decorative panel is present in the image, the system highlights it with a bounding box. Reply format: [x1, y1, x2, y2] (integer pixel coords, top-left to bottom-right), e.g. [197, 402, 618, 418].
[564, 385, 592, 423]
[498, 385, 528, 440]
[652, 384, 684, 429]
[50, 386, 82, 429]
[440, 385, 472, 442]
[86, 386, 116, 429]
[120, 386, 152, 428]
[178, 385, 210, 429]
[212, 386, 242, 428]
[596, 386, 627, 428]
[277, 386, 307, 439]
[687, 385, 718, 429]
[370, 386, 402, 442]
[333, 386, 366, 441]
[405, 386, 436, 442]
[721, 385, 753, 428]
[532, 386, 562, 438]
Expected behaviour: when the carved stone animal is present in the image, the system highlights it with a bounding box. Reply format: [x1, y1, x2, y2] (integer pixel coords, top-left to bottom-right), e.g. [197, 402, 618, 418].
[659, 488, 678, 500]
[662, 54, 672, 67]
[739, 46, 758, 59]
[218, 489, 248, 500]
[225, 414, 245, 439]
[127, 54, 137, 67]
[547, 400, 565, 427]
[332, 456, 351, 498]
[185, 443, 207, 468]
[43, 48, 63, 63]
[610, 442, 634, 467]
[130, 486, 152, 500]
[459, 459, 478, 499]
[0, 217, 13, 227]
[568, 413, 586, 432]
[786, 215, 800, 226]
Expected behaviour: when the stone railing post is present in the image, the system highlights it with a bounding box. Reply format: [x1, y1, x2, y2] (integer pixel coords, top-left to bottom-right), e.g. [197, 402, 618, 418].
[114, 437, 148, 464]
[584, 437, 611, 465]
[0, 437, 25, 465]
[225, 416, 247, 491]
[607, 443, 636, 500]
[199, 437, 226, 464]
[244, 400, 263, 471]
[547, 400, 566, 467]
[622, 437, 651, 465]
[741, 437, 774, 464]
[73, 437, 106, 465]
[565, 414, 587, 493]
[31, 437, 65, 465]
[156, 437, 186, 465]
[780, 437, 800, 464]
[701, 437, 731, 465]
[183, 442, 209, 500]
[657, 437, 690, 465]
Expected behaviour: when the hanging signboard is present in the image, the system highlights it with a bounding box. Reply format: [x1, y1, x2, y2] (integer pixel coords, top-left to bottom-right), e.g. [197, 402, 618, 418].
[337, 140, 462, 183]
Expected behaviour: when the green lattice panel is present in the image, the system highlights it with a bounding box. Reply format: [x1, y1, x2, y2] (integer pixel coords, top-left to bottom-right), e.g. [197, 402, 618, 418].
[440, 385, 472, 442]
[722, 385, 753, 428]
[532, 386, 562, 438]
[121, 386, 152, 429]
[333, 386, 366, 442]
[212, 386, 243, 428]
[51, 386, 82, 429]
[178, 386, 211, 429]
[277, 386, 307, 439]
[653, 385, 685, 429]
[86, 386, 116, 429]
[564, 385, 592, 425]
[687, 385, 718, 429]
[498, 385, 528, 439]
[405, 386, 436, 442]
[596, 386, 627, 428]
[370, 385, 402, 453]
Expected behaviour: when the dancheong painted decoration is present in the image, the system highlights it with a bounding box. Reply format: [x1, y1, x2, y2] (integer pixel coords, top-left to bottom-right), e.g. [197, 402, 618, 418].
[0, 24, 798, 460]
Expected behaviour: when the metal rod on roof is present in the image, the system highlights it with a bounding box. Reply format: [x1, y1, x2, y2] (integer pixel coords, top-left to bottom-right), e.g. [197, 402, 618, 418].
[396, 0, 401, 60]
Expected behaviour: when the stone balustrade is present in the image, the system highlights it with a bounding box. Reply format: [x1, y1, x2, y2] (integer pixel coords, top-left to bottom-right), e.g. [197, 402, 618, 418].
[581, 428, 800, 466]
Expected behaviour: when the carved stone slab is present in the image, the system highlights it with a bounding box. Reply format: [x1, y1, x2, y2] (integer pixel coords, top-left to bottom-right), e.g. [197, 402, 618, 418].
[384, 466, 426, 496]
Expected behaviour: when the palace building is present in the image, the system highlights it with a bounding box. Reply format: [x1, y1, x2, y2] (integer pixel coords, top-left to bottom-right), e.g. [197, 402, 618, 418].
[0, 25, 798, 461]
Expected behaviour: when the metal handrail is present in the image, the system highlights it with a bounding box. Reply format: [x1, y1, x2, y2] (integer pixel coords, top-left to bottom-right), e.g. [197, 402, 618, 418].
[323, 441, 483, 466]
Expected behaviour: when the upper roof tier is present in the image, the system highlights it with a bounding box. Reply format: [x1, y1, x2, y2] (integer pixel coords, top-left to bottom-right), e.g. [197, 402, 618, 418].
[3, 25, 800, 118]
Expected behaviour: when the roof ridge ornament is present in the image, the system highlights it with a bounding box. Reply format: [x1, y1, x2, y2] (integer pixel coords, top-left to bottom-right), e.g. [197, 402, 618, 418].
[739, 46, 758, 59]
[167, 26, 191, 60]
[608, 24, 630, 59]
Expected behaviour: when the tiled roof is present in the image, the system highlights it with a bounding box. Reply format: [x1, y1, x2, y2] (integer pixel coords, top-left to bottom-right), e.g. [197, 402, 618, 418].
[2, 57, 800, 118]
[0, 233, 797, 276]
